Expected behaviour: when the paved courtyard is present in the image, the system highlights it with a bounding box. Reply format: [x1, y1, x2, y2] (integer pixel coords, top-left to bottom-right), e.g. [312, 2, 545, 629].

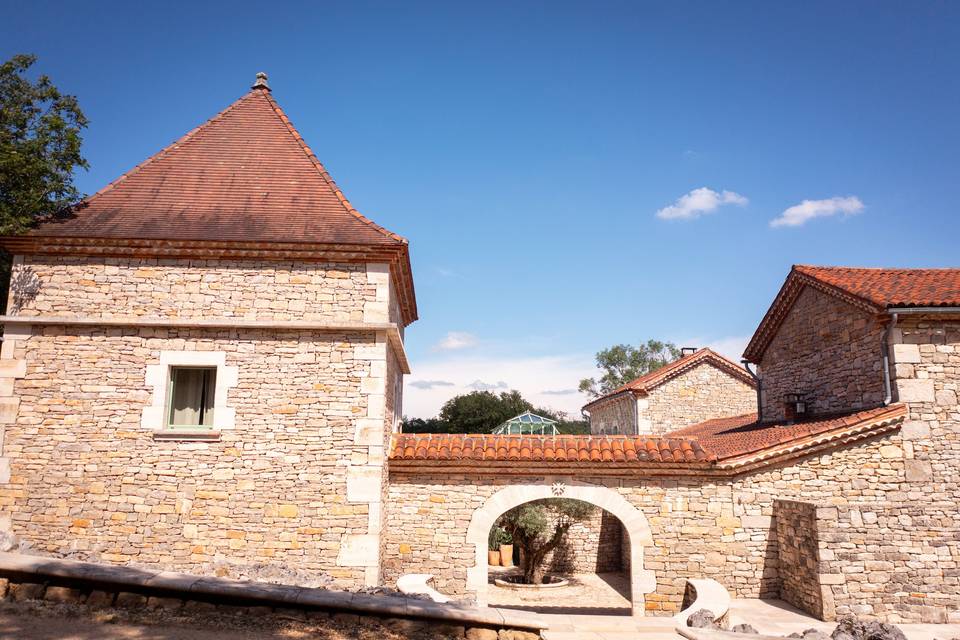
[488, 569, 633, 615]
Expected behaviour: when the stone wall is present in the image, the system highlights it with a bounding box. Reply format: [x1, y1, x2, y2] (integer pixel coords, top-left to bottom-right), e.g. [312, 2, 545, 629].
[588, 395, 635, 434]
[384, 428, 915, 617]
[759, 287, 886, 422]
[641, 362, 756, 434]
[11, 256, 395, 325]
[0, 324, 388, 589]
[0, 254, 405, 589]
[543, 508, 624, 574]
[774, 500, 827, 619]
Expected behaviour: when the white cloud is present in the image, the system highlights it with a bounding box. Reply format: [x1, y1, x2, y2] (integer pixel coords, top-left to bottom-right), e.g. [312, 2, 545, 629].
[541, 388, 578, 396]
[403, 354, 596, 419]
[770, 196, 864, 228]
[467, 380, 508, 391]
[656, 187, 749, 221]
[432, 331, 479, 352]
[408, 380, 455, 390]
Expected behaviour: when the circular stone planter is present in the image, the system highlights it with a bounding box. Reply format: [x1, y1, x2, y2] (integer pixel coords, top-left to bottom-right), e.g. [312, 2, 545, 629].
[494, 575, 569, 589]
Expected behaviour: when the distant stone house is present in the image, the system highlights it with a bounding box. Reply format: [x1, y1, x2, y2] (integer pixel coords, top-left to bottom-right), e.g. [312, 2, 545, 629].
[0, 74, 416, 588]
[582, 348, 757, 435]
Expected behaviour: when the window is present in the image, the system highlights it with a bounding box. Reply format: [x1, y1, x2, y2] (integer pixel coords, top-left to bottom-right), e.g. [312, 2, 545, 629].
[167, 367, 216, 428]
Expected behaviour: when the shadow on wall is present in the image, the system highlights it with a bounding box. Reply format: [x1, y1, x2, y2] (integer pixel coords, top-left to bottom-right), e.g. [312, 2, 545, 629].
[546, 509, 627, 576]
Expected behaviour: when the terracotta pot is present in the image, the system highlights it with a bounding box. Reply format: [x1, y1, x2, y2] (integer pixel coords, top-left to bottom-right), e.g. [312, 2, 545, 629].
[499, 544, 514, 567]
[488, 550, 500, 566]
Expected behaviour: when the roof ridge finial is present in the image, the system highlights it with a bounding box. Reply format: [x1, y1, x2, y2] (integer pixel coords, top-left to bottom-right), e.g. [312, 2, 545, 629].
[252, 72, 270, 91]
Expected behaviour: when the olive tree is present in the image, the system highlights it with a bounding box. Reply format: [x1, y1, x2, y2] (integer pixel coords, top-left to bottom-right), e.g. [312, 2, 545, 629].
[496, 499, 596, 585]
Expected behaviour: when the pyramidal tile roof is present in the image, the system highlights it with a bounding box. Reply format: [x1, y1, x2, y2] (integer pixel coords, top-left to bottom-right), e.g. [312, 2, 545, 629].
[30, 74, 406, 247]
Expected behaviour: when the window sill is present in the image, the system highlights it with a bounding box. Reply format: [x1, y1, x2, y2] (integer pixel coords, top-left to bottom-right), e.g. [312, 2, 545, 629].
[153, 429, 222, 442]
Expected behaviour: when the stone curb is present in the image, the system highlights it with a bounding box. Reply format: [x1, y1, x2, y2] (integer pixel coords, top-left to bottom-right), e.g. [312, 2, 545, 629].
[0, 552, 547, 632]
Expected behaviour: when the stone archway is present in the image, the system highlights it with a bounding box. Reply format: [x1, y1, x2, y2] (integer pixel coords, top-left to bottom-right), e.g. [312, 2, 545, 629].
[465, 479, 656, 616]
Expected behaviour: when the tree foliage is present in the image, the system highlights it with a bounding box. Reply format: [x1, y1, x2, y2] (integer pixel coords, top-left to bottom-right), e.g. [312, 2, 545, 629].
[578, 339, 682, 398]
[496, 499, 596, 584]
[0, 54, 88, 234]
[401, 389, 589, 434]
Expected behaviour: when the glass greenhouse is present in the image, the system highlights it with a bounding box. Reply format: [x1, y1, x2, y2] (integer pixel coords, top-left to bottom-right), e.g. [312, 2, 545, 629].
[492, 411, 560, 435]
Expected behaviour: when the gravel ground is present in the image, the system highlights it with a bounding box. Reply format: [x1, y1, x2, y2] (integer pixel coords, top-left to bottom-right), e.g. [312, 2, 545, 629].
[0, 599, 465, 639]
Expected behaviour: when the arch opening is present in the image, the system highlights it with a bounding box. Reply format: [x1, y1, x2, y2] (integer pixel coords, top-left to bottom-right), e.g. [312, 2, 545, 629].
[465, 480, 655, 616]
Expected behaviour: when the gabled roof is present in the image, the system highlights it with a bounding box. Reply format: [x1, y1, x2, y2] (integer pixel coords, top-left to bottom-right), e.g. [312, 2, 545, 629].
[743, 265, 960, 362]
[28, 78, 405, 247]
[582, 348, 756, 411]
[388, 404, 906, 474]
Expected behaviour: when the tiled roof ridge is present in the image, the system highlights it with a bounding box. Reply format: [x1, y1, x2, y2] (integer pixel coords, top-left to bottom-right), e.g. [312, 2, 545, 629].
[389, 432, 715, 464]
[583, 348, 755, 410]
[259, 91, 407, 246]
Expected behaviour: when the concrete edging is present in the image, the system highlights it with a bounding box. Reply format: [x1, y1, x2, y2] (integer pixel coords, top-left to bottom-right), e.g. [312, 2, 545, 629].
[0, 552, 547, 633]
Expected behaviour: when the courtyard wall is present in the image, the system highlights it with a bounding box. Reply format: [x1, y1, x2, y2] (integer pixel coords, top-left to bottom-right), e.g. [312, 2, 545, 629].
[383, 426, 946, 619]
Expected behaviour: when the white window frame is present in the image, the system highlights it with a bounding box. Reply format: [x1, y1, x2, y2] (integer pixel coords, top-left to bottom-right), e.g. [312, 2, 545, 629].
[141, 351, 238, 436]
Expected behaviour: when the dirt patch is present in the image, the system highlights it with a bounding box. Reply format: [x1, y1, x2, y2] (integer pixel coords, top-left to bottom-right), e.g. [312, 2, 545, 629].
[0, 598, 468, 639]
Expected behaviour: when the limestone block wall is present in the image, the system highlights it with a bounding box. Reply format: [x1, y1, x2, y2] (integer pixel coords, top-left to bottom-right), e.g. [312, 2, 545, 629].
[759, 287, 885, 422]
[10, 256, 393, 325]
[588, 395, 635, 434]
[641, 363, 756, 434]
[384, 429, 911, 617]
[0, 325, 389, 589]
[543, 508, 624, 574]
[774, 500, 827, 619]
[818, 503, 959, 624]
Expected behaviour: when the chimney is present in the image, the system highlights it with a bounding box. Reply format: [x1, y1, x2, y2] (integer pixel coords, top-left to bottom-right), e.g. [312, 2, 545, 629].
[680, 347, 698, 357]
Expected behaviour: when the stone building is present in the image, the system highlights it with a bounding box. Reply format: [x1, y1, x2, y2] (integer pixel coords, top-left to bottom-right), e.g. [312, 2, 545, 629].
[0, 76, 957, 625]
[0, 74, 417, 588]
[583, 348, 757, 435]
[386, 266, 960, 623]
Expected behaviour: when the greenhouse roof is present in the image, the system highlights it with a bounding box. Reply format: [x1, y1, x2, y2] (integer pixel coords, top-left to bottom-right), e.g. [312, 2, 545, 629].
[493, 411, 559, 435]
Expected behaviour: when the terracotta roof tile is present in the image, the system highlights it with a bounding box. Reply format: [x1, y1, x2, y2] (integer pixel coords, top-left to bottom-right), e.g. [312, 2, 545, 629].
[389, 434, 715, 464]
[794, 265, 960, 308]
[28, 84, 405, 248]
[582, 348, 756, 410]
[744, 265, 960, 361]
[390, 405, 906, 470]
[666, 404, 906, 460]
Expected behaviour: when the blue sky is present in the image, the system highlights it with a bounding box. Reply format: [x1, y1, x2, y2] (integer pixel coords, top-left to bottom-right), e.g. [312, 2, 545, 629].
[5, 1, 959, 417]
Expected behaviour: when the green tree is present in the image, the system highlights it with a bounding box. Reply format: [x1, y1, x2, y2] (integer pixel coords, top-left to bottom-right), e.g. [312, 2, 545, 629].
[438, 390, 533, 433]
[578, 339, 682, 398]
[496, 499, 596, 584]
[400, 391, 591, 434]
[1, 54, 88, 234]
[0, 54, 88, 311]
